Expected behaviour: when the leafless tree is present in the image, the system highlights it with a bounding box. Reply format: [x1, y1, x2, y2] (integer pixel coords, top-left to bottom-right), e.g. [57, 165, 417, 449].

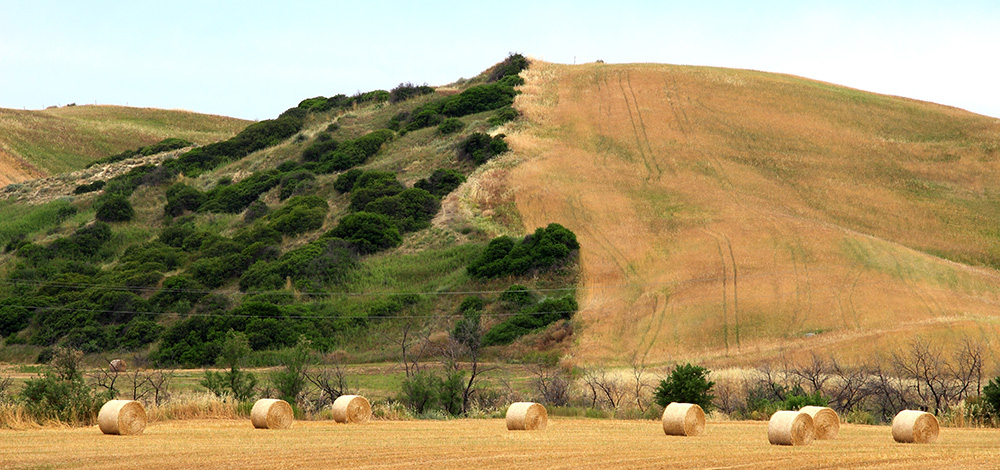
[790, 353, 830, 394]
[630, 361, 654, 413]
[306, 359, 350, 407]
[584, 368, 628, 410]
[826, 357, 871, 413]
[530, 364, 570, 406]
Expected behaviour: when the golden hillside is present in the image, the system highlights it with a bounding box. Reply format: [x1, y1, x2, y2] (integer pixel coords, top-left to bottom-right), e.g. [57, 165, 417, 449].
[507, 61, 1000, 366]
[0, 105, 249, 184]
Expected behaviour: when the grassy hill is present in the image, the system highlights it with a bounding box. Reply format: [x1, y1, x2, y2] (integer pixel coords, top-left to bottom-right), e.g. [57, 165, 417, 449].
[507, 61, 1000, 367]
[0, 105, 249, 184]
[0, 56, 582, 371]
[3, 58, 1000, 373]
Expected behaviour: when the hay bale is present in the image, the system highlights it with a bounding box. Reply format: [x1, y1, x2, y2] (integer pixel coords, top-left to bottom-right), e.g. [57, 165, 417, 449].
[505, 402, 547, 431]
[332, 395, 371, 424]
[250, 399, 293, 430]
[768, 410, 814, 446]
[661, 402, 705, 436]
[799, 406, 839, 440]
[109, 359, 127, 373]
[891, 410, 939, 444]
[98, 400, 146, 435]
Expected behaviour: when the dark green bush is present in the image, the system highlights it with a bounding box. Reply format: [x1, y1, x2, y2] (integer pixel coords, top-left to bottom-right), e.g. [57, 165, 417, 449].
[467, 223, 578, 278]
[983, 376, 1000, 417]
[390, 82, 435, 103]
[267, 195, 328, 236]
[487, 53, 529, 82]
[482, 294, 577, 346]
[73, 180, 105, 194]
[499, 284, 536, 308]
[243, 200, 270, 222]
[414, 169, 466, 198]
[363, 188, 440, 232]
[165, 115, 303, 176]
[348, 171, 405, 212]
[441, 84, 517, 117]
[488, 106, 519, 127]
[199, 170, 281, 213]
[94, 194, 134, 222]
[334, 168, 365, 193]
[278, 170, 316, 201]
[437, 118, 465, 135]
[301, 135, 339, 162]
[164, 183, 205, 217]
[330, 212, 401, 255]
[314, 129, 394, 173]
[459, 132, 509, 165]
[653, 363, 716, 411]
[86, 137, 192, 168]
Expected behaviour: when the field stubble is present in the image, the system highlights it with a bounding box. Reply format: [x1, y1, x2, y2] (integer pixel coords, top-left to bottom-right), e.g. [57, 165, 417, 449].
[1, 418, 998, 469]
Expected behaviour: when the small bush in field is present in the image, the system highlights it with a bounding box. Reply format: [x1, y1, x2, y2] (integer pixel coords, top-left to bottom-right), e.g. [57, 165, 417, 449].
[94, 194, 134, 222]
[459, 133, 509, 165]
[437, 118, 465, 135]
[414, 169, 466, 198]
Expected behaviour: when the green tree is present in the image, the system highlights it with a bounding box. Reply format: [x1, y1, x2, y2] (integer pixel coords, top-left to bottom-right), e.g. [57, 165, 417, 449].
[653, 363, 716, 411]
[983, 376, 1000, 417]
[94, 194, 134, 222]
[271, 337, 312, 405]
[201, 330, 258, 401]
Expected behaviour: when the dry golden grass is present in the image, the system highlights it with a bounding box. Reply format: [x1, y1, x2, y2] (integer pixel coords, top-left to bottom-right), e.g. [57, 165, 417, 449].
[1, 418, 998, 469]
[509, 61, 1000, 367]
[0, 104, 248, 181]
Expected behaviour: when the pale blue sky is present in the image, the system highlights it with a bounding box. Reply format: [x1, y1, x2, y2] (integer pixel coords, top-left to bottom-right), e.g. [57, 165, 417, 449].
[1, 1, 998, 120]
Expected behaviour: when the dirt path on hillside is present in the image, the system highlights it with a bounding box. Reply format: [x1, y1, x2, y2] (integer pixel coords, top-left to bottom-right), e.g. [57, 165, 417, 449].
[507, 62, 1000, 366]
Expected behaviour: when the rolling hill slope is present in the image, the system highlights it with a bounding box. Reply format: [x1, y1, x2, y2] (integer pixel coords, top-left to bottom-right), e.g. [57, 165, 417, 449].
[0, 105, 249, 184]
[507, 61, 1000, 366]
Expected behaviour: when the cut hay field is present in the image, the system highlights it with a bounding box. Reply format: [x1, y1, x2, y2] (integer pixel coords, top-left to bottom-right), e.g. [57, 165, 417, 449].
[505, 61, 1000, 366]
[2, 418, 998, 469]
[0, 105, 249, 183]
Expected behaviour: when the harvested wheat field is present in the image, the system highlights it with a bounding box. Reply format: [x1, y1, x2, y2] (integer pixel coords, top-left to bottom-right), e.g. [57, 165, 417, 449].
[2, 419, 999, 469]
[504, 61, 1000, 366]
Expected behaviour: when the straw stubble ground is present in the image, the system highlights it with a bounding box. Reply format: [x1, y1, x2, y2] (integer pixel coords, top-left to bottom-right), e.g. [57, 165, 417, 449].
[2, 419, 998, 469]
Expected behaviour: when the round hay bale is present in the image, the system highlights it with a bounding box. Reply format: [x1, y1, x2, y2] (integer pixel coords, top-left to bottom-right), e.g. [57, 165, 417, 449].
[662, 402, 705, 436]
[332, 395, 371, 424]
[109, 359, 127, 373]
[768, 410, 814, 446]
[505, 402, 547, 431]
[891, 410, 939, 444]
[250, 399, 293, 430]
[98, 400, 146, 435]
[799, 406, 839, 440]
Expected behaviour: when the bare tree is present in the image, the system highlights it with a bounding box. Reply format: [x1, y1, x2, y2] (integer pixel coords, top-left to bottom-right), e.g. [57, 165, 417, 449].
[826, 357, 871, 413]
[530, 364, 570, 406]
[584, 368, 628, 410]
[790, 353, 830, 394]
[630, 361, 653, 413]
[306, 358, 350, 407]
[952, 339, 984, 401]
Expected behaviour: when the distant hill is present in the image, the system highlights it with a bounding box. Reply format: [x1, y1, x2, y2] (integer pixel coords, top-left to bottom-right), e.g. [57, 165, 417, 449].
[508, 61, 1000, 366]
[0, 105, 249, 184]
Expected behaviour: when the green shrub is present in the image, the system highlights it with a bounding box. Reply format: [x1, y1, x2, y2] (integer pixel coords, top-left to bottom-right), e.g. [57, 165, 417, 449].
[487, 53, 529, 82]
[278, 170, 316, 201]
[86, 137, 192, 168]
[390, 82, 435, 103]
[266, 195, 328, 236]
[165, 115, 304, 176]
[414, 169, 466, 198]
[488, 106, 519, 127]
[441, 84, 516, 117]
[982, 376, 1000, 417]
[400, 371, 440, 414]
[199, 170, 281, 213]
[330, 212, 401, 255]
[348, 171, 405, 212]
[363, 188, 440, 232]
[314, 129, 394, 173]
[499, 284, 536, 308]
[467, 223, 578, 278]
[94, 194, 134, 223]
[437, 118, 465, 135]
[653, 364, 716, 411]
[301, 135, 339, 162]
[459, 132, 509, 165]
[334, 168, 365, 193]
[482, 294, 577, 346]
[73, 180, 105, 194]
[164, 183, 206, 216]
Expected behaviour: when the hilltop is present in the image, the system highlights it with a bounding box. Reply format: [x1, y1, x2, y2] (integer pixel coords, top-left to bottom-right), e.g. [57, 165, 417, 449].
[509, 61, 1000, 367]
[0, 105, 249, 184]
